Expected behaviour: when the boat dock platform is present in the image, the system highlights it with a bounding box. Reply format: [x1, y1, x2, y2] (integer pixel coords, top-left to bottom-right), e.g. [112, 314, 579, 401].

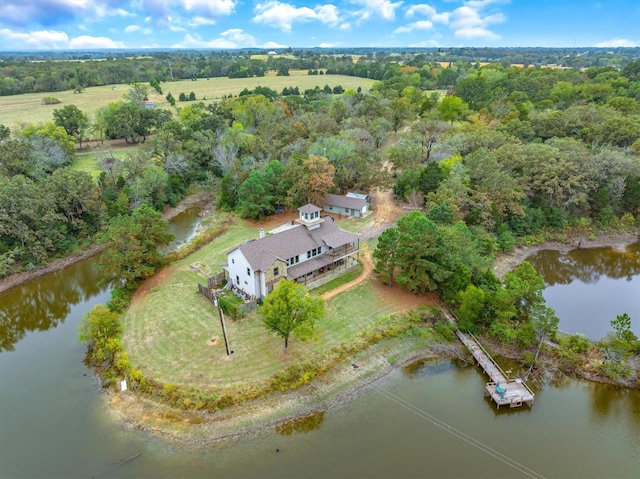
[455, 329, 535, 409]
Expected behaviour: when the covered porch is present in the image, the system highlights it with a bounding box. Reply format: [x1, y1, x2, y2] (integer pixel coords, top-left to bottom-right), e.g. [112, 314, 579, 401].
[287, 255, 360, 290]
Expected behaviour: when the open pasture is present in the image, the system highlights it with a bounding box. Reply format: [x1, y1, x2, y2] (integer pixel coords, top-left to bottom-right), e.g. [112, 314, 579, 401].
[0, 71, 375, 130]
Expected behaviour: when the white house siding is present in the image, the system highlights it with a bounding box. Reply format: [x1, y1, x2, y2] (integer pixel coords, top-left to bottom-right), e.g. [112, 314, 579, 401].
[227, 249, 259, 298]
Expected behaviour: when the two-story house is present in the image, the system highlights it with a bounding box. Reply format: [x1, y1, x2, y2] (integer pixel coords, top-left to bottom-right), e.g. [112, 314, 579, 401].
[223, 204, 360, 299]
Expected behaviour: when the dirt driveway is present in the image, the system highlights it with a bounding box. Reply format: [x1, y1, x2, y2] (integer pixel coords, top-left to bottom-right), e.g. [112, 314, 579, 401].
[322, 188, 408, 301]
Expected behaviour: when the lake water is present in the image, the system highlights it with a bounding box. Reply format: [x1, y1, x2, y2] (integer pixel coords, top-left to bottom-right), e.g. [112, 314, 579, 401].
[1, 220, 639, 478]
[526, 243, 640, 340]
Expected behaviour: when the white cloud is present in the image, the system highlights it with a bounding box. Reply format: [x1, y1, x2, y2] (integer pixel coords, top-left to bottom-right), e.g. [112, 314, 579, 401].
[594, 38, 637, 48]
[318, 42, 336, 48]
[350, 0, 404, 22]
[394, 19, 433, 34]
[0, 28, 69, 49]
[262, 41, 289, 49]
[188, 16, 218, 27]
[405, 4, 450, 23]
[124, 25, 141, 33]
[114, 9, 136, 17]
[455, 27, 499, 40]
[0, 28, 126, 50]
[68, 35, 125, 49]
[402, 0, 505, 40]
[173, 29, 257, 49]
[315, 5, 341, 25]
[253, 1, 341, 32]
[450, 3, 505, 40]
[182, 0, 236, 17]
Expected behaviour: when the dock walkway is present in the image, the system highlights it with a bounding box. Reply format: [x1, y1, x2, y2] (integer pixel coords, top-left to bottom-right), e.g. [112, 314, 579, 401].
[440, 305, 535, 409]
[455, 330, 535, 408]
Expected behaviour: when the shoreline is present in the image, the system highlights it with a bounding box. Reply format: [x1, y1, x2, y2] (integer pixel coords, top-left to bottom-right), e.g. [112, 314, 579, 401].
[492, 231, 638, 279]
[0, 191, 213, 295]
[106, 230, 640, 445]
[107, 339, 458, 446]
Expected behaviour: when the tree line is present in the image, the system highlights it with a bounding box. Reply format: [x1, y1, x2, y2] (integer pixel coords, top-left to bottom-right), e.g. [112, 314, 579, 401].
[2, 47, 640, 97]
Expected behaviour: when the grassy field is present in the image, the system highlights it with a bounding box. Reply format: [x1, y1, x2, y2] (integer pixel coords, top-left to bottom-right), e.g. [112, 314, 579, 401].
[73, 148, 133, 178]
[0, 71, 375, 130]
[122, 213, 431, 391]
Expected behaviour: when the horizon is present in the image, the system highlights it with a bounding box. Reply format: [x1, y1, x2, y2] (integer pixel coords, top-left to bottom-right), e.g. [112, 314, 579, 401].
[1, 1, 639, 52]
[2, 45, 640, 55]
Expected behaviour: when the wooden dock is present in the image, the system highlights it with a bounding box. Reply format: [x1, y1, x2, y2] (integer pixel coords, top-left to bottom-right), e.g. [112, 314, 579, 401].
[455, 329, 535, 409]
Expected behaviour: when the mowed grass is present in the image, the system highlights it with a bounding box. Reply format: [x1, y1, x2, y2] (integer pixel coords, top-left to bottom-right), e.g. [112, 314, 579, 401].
[122, 215, 408, 390]
[0, 71, 375, 130]
[73, 149, 133, 178]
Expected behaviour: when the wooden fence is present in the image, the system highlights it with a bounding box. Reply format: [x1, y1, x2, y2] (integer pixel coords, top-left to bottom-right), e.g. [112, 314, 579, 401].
[207, 272, 226, 289]
[197, 282, 257, 319]
[198, 283, 214, 302]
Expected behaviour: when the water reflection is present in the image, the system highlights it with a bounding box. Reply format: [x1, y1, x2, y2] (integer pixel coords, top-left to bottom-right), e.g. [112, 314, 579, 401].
[527, 243, 640, 339]
[0, 206, 202, 353]
[527, 244, 640, 286]
[275, 410, 325, 435]
[164, 207, 202, 252]
[0, 258, 105, 352]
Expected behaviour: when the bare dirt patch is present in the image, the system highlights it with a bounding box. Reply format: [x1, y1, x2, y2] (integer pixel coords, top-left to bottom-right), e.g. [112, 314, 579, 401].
[359, 189, 404, 240]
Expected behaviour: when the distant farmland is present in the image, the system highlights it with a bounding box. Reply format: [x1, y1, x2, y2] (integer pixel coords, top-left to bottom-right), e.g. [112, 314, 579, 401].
[0, 71, 375, 130]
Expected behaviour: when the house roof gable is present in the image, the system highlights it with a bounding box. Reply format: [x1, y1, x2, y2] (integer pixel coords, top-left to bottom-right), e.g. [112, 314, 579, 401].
[237, 219, 359, 271]
[324, 193, 367, 210]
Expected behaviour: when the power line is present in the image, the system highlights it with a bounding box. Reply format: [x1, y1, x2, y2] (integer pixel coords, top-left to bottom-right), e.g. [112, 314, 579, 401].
[369, 384, 546, 479]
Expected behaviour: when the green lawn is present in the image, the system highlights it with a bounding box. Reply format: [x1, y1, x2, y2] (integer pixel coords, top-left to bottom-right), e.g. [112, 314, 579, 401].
[0, 72, 375, 130]
[334, 214, 375, 233]
[72, 149, 133, 178]
[122, 215, 418, 391]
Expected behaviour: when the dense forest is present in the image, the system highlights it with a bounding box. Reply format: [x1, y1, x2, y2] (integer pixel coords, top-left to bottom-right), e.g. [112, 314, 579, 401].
[1, 52, 640, 284]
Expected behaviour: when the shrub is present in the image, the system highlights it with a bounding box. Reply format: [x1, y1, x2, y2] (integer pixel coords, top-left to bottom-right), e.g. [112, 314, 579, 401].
[78, 305, 123, 366]
[560, 333, 592, 354]
[42, 97, 61, 105]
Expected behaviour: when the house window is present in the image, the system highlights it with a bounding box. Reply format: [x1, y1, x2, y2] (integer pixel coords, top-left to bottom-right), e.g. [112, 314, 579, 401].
[287, 255, 300, 266]
[274, 267, 279, 276]
[231, 258, 235, 264]
[247, 267, 251, 276]
[235, 275, 239, 284]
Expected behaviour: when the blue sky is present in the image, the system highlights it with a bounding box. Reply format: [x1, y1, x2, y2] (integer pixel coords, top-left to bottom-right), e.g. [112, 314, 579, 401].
[0, 0, 639, 51]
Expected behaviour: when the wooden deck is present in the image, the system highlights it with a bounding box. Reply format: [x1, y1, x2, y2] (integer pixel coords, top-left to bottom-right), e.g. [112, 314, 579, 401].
[455, 329, 535, 409]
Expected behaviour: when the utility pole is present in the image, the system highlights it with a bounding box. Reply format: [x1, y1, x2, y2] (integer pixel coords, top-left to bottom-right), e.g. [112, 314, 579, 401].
[213, 291, 232, 355]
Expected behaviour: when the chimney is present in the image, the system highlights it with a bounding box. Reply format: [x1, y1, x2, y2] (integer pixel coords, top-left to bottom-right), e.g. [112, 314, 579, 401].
[259, 228, 265, 239]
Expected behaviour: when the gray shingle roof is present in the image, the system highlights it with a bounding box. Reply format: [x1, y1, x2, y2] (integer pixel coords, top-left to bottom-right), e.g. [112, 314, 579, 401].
[237, 219, 359, 272]
[298, 203, 321, 214]
[324, 193, 367, 210]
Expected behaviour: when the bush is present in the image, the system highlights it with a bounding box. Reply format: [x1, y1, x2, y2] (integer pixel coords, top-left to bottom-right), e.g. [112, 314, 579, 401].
[560, 333, 591, 354]
[42, 97, 61, 105]
[78, 305, 123, 366]
[107, 286, 133, 313]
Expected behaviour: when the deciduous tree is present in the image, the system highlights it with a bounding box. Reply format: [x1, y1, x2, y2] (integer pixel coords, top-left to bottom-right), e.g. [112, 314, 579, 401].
[438, 95, 469, 125]
[97, 204, 174, 289]
[261, 279, 324, 352]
